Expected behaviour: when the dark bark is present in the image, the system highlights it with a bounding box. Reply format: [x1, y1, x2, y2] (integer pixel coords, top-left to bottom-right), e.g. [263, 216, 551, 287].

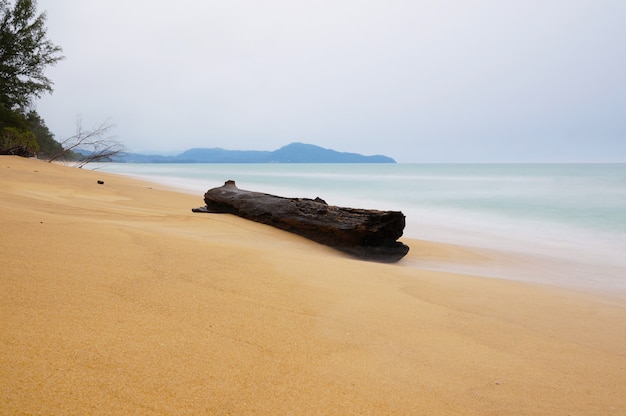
[0, 146, 31, 156]
[193, 180, 409, 262]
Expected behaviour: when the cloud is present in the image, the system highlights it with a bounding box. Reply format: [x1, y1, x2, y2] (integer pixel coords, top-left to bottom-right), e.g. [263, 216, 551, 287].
[36, 0, 626, 161]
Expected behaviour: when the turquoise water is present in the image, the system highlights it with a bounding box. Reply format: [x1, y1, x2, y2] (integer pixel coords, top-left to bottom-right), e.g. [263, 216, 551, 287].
[98, 163, 626, 292]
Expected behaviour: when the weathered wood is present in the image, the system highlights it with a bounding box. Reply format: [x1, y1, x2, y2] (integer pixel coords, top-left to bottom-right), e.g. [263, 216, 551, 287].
[192, 180, 409, 262]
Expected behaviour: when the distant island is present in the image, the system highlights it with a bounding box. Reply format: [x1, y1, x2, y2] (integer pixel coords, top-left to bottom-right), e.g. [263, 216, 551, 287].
[113, 142, 396, 163]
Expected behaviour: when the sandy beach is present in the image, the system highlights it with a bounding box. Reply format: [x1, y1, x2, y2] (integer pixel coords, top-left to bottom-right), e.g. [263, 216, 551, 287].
[1, 156, 625, 415]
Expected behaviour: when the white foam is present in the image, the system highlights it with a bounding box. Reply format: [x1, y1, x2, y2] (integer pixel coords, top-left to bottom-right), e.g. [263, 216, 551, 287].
[97, 163, 626, 293]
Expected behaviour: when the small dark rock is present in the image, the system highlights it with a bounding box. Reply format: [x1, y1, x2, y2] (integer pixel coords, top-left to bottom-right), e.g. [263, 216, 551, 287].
[97, 180, 104, 185]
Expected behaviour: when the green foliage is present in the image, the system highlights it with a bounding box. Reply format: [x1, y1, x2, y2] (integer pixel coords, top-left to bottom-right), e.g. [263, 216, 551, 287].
[1, 125, 38, 155]
[0, 0, 63, 110]
[0, 101, 69, 158]
[24, 109, 68, 158]
[0, 1, 117, 165]
[0, 1, 70, 158]
[0, 99, 26, 128]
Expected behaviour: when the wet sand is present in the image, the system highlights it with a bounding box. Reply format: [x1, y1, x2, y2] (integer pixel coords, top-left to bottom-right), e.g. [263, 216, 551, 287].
[1, 156, 625, 415]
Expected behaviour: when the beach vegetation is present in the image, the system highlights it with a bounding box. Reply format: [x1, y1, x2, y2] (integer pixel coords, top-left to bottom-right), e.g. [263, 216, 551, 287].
[24, 109, 67, 157]
[0, 101, 69, 158]
[0, 0, 67, 158]
[0, 125, 37, 155]
[0, 0, 120, 164]
[0, 0, 63, 110]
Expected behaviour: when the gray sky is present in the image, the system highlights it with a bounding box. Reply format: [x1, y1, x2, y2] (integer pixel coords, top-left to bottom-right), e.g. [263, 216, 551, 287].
[35, 0, 625, 162]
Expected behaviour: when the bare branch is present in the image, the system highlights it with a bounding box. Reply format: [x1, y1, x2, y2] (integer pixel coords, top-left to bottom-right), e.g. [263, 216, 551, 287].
[46, 116, 125, 166]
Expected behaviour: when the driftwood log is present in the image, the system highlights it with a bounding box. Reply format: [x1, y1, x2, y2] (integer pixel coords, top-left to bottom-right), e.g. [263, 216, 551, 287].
[192, 180, 409, 262]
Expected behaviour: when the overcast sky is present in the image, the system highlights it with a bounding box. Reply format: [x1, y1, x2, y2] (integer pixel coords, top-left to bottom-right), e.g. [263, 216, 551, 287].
[35, 0, 625, 162]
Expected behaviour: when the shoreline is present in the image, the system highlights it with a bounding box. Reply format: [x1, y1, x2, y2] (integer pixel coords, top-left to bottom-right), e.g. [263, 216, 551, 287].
[402, 239, 626, 299]
[2, 156, 625, 414]
[92, 162, 626, 296]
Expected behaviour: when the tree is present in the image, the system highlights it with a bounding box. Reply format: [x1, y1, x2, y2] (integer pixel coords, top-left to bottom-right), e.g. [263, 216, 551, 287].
[0, 0, 63, 110]
[47, 117, 125, 167]
[0, 125, 38, 155]
[24, 109, 65, 157]
[0, 1, 125, 163]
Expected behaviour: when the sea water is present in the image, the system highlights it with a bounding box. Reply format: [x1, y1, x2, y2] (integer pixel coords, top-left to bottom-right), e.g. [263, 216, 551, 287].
[97, 163, 626, 293]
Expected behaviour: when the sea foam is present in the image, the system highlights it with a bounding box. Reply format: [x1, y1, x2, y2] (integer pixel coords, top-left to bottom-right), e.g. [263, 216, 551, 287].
[98, 162, 626, 293]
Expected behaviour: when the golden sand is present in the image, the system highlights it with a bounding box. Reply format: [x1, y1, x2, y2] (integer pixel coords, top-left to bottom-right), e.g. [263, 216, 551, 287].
[1, 156, 625, 415]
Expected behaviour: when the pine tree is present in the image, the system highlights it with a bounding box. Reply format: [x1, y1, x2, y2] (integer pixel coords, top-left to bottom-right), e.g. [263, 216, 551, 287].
[0, 0, 63, 110]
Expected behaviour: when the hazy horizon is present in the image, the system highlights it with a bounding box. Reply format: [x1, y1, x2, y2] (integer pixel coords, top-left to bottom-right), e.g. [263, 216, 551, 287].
[35, 0, 626, 163]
